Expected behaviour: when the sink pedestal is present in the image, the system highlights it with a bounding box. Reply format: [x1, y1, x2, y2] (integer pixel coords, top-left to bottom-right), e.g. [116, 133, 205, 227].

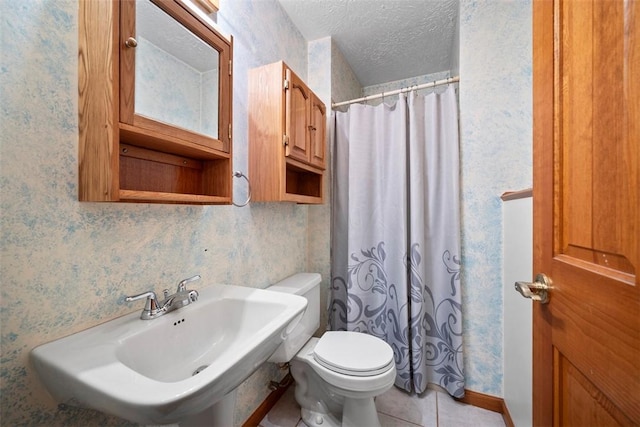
[179, 389, 237, 427]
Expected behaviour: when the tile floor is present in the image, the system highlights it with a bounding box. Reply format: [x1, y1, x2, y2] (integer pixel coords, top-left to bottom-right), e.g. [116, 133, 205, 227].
[258, 385, 506, 427]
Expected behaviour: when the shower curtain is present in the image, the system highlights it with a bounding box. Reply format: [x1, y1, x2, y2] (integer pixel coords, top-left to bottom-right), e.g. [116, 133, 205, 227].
[330, 87, 465, 397]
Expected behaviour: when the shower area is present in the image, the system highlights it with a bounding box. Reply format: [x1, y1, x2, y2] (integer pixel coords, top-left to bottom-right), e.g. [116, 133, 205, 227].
[297, 0, 534, 404]
[328, 82, 464, 398]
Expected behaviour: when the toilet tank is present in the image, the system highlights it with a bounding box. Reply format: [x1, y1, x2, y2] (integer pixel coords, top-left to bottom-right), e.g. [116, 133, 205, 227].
[267, 273, 321, 363]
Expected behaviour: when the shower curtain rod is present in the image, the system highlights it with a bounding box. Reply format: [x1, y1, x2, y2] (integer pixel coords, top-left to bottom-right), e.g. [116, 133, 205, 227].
[331, 76, 460, 108]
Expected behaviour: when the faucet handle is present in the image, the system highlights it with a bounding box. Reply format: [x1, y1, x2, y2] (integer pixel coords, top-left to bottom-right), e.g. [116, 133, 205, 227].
[125, 291, 160, 314]
[177, 275, 201, 292]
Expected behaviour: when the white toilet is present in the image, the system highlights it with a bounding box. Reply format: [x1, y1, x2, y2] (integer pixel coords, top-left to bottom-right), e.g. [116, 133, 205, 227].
[267, 273, 396, 427]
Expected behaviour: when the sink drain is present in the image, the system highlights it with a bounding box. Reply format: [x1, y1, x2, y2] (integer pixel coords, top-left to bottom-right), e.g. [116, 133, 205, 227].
[192, 365, 209, 376]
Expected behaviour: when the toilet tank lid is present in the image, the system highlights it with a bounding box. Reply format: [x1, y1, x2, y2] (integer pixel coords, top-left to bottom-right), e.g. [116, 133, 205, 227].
[268, 273, 321, 295]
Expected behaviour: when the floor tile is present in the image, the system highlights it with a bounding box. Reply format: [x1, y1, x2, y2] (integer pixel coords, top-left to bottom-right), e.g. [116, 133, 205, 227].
[376, 386, 437, 427]
[262, 383, 506, 427]
[258, 387, 301, 427]
[436, 392, 505, 427]
[379, 412, 423, 427]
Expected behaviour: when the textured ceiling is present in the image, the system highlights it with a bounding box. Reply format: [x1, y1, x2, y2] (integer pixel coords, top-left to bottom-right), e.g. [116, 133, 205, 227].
[277, 0, 459, 87]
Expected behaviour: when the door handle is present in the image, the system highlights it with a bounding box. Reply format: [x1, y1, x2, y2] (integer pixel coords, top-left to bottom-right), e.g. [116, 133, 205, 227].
[515, 273, 553, 304]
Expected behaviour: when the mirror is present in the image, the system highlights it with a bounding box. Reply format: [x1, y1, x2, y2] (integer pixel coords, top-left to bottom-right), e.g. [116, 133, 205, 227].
[134, 0, 220, 139]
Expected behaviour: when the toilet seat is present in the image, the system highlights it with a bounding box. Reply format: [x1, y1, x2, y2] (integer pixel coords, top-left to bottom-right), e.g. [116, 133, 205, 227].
[294, 337, 397, 395]
[313, 331, 394, 377]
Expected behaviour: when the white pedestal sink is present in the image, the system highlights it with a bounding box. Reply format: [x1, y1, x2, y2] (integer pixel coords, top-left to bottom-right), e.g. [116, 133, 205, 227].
[31, 283, 307, 425]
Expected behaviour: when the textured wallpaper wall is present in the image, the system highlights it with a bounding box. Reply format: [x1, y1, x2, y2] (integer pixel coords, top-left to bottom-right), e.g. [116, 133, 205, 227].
[330, 40, 363, 104]
[0, 0, 325, 425]
[459, 0, 533, 396]
[362, 70, 453, 99]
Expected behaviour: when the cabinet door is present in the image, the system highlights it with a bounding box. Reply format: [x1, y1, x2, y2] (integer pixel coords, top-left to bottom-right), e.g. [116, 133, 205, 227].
[285, 68, 311, 163]
[119, 0, 231, 154]
[309, 93, 326, 169]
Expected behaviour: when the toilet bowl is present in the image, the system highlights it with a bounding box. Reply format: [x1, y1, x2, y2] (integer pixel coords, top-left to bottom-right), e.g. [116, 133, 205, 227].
[267, 273, 396, 427]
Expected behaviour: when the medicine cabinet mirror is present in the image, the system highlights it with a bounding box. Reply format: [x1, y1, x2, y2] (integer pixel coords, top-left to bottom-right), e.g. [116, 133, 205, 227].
[133, 0, 220, 140]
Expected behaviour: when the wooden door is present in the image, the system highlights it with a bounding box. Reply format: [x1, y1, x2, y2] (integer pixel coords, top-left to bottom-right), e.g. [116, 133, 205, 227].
[310, 93, 326, 169]
[285, 68, 311, 163]
[533, 0, 639, 425]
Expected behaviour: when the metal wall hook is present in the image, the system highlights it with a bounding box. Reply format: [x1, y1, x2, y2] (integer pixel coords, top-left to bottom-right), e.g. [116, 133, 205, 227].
[232, 171, 251, 207]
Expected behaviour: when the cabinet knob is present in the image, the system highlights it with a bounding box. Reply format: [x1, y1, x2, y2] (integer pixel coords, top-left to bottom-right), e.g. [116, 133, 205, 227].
[125, 37, 138, 48]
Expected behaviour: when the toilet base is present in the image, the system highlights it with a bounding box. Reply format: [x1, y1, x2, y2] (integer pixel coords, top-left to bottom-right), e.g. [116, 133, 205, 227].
[300, 407, 341, 427]
[298, 396, 382, 427]
[342, 397, 381, 427]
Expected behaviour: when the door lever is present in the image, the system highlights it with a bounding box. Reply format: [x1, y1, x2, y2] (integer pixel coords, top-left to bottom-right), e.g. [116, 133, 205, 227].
[515, 273, 553, 304]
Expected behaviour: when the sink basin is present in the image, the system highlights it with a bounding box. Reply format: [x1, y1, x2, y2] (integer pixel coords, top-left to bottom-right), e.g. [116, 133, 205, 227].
[31, 284, 307, 425]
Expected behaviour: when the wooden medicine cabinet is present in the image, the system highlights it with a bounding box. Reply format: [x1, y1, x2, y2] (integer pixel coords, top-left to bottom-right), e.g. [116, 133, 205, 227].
[248, 61, 326, 204]
[79, 0, 233, 204]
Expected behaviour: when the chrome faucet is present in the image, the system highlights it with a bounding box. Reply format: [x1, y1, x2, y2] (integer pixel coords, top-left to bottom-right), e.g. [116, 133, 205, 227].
[125, 275, 201, 320]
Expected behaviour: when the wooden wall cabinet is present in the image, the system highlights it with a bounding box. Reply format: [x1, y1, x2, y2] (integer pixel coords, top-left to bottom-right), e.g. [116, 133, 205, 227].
[248, 61, 326, 204]
[79, 0, 233, 204]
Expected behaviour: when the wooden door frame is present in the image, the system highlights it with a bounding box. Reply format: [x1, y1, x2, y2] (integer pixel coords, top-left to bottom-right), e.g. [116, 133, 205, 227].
[532, 0, 554, 425]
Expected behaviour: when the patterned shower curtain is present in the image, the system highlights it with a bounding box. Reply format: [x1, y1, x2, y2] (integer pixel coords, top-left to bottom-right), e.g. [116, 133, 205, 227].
[330, 87, 465, 397]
